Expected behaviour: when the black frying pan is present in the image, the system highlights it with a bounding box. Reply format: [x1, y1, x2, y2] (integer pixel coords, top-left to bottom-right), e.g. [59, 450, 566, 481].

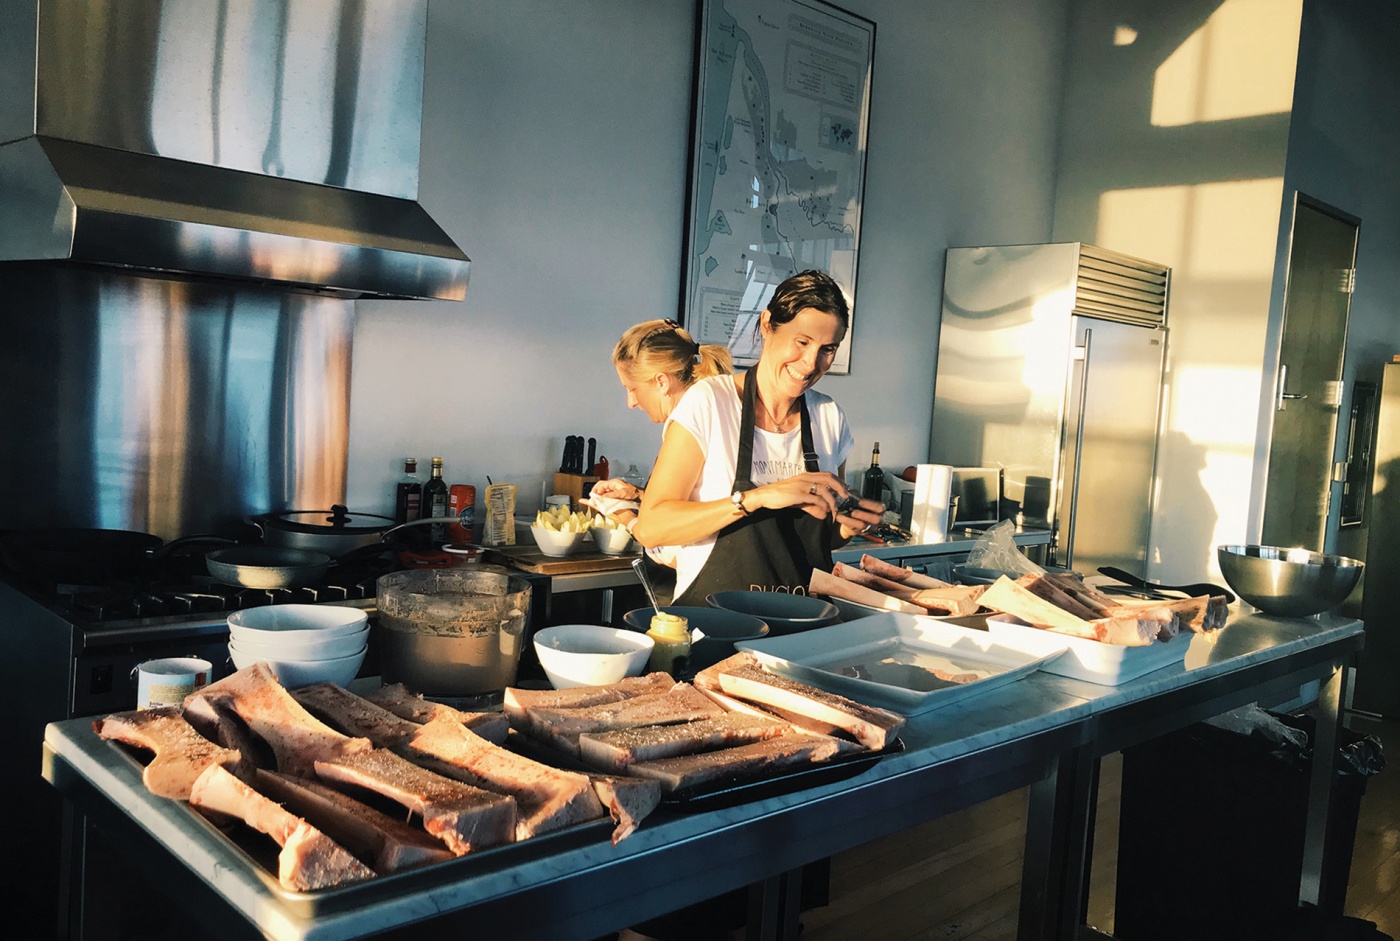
[0, 528, 165, 582]
[204, 546, 333, 589]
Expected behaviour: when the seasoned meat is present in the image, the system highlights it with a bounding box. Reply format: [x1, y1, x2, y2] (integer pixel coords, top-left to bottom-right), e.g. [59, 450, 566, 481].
[626, 733, 847, 793]
[404, 717, 605, 841]
[577, 714, 790, 773]
[314, 748, 516, 856]
[502, 673, 675, 726]
[716, 667, 904, 750]
[859, 553, 951, 589]
[366, 683, 510, 744]
[183, 663, 371, 777]
[255, 770, 454, 873]
[189, 764, 375, 891]
[587, 774, 661, 845]
[522, 685, 725, 756]
[93, 707, 245, 800]
[290, 683, 423, 748]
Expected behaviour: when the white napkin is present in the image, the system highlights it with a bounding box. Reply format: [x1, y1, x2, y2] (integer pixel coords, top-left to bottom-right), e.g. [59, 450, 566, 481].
[581, 493, 640, 527]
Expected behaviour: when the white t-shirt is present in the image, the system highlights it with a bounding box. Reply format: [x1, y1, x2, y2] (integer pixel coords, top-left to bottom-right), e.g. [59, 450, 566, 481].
[663, 375, 855, 598]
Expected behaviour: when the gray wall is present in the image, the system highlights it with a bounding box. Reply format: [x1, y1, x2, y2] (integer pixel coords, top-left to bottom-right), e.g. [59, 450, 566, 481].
[346, 0, 1069, 513]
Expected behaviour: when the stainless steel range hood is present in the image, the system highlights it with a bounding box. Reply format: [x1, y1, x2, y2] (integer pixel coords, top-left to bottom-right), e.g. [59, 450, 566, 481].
[0, 0, 468, 301]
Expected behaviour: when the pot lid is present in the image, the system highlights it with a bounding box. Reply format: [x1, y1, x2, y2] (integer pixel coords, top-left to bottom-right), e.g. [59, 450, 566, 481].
[264, 506, 396, 534]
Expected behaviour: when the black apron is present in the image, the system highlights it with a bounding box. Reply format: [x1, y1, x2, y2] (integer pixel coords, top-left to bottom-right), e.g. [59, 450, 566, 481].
[672, 367, 834, 605]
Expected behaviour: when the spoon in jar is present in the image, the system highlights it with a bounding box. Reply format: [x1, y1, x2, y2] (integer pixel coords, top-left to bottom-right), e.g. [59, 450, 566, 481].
[631, 557, 662, 616]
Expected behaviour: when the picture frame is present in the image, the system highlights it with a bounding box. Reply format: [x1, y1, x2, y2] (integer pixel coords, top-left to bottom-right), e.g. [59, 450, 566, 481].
[681, 0, 875, 374]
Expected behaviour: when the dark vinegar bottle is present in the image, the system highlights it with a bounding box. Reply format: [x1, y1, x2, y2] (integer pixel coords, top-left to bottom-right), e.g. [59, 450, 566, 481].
[423, 457, 450, 543]
[861, 441, 885, 505]
[394, 457, 422, 523]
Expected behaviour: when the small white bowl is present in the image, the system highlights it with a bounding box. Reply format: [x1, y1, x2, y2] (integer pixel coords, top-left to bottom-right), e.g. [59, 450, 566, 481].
[227, 604, 369, 642]
[531, 524, 585, 558]
[590, 524, 633, 555]
[532, 624, 654, 689]
[228, 623, 369, 660]
[227, 642, 367, 689]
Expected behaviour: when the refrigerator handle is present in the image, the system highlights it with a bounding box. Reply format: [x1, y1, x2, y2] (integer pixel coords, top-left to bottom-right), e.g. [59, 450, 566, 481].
[1277, 363, 1308, 410]
[1064, 328, 1092, 568]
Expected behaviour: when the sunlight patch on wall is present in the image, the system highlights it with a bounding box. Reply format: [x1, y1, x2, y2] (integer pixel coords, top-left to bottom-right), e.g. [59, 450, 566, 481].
[1151, 0, 1302, 127]
[1098, 177, 1284, 278]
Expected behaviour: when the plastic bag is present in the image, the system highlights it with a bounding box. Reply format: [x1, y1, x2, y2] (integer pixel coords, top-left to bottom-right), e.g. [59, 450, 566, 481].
[1204, 703, 1309, 752]
[1204, 703, 1387, 777]
[962, 519, 1044, 576]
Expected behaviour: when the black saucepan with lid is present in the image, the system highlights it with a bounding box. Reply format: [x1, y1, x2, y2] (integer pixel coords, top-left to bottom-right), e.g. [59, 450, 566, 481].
[248, 505, 401, 557]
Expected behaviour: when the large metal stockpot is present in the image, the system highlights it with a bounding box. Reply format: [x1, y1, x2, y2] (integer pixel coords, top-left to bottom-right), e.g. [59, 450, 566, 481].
[250, 506, 398, 556]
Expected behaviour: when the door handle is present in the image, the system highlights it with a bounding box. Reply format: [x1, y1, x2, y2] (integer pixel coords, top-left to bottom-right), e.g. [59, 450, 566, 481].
[1277, 364, 1308, 410]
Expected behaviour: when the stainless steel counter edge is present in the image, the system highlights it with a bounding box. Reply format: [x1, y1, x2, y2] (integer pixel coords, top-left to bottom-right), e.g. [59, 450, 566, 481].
[43, 609, 1363, 941]
[832, 526, 1051, 563]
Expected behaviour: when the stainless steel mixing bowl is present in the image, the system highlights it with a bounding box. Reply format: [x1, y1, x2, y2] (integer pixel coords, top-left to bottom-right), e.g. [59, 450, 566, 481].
[1216, 545, 1363, 617]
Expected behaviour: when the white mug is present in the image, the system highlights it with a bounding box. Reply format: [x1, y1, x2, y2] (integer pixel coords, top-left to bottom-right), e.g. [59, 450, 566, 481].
[132, 657, 213, 709]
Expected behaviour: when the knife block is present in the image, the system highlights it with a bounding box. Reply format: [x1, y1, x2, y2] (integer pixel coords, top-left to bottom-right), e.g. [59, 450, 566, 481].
[552, 473, 598, 509]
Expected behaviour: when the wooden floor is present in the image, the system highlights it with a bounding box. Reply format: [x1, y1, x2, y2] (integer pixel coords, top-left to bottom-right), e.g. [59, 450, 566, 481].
[796, 713, 1400, 941]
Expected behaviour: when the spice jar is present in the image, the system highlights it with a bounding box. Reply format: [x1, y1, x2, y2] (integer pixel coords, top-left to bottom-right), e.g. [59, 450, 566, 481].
[646, 612, 691, 676]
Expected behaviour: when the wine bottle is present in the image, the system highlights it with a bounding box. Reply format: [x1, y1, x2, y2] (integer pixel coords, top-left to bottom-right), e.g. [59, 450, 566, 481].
[423, 457, 450, 543]
[861, 441, 885, 504]
[394, 458, 422, 524]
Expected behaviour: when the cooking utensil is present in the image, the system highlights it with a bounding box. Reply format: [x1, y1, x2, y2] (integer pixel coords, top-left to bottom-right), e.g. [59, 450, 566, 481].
[631, 557, 662, 618]
[586, 437, 596, 474]
[249, 505, 399, 556]
[1096, 566, 1235, 603]
[1216, 545, 1360, 617]
[204, 546, 333, 589]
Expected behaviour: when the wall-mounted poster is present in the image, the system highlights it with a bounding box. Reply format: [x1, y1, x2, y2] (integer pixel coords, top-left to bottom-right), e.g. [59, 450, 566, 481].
[682, 0, 874, 374]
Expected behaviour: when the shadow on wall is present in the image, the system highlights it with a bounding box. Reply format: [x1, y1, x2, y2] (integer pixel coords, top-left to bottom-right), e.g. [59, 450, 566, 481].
[1151, 430, 1218, 584]
[1053, 0, 1304, 581]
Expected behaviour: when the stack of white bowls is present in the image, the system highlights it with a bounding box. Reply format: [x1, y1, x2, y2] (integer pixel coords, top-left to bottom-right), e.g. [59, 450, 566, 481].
[227, 604, 369, 688]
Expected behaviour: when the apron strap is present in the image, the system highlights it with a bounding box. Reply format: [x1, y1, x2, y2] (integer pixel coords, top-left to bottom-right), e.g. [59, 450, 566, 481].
[733, 367, 818, 494]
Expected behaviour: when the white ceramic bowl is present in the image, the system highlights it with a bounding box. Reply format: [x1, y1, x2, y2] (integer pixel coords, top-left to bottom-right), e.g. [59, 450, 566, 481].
[532, 624, 654, 689]
[227, 641, 367, 688]
[228, 623, 369, 660]
[590, 524, 633, 555]
[531, 524, 586, 558]
[227, 604, 369, 643]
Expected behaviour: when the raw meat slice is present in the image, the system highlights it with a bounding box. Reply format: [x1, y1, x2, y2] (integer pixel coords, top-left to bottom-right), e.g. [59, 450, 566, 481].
[189, 764, 375, 891]
[980, 577, 1100, 635]
[314, 748, 516, 856]
[255, 770, 454, 873]
[290, 683, 422, 748]
[859, 554, 951, 589]
[809, 567, 922, 614]
[692, 651, 762, 693]
[716, 667, 905, 750]
[577, 714, 790, 772]
[587, 774, 661, 844]
[1014, 573, 1105, 622]
[365, 683, 510, 744]
[502, 673, 675, 725]
[180, 691, 273, 769]
[626, 733, 846, 792]
[93, 707, 245, 800]
[831, 562, 918, 597]
[523, 685, 726, 755]
[183, 663, 371, 777]
[692, 685, 848, 738]
[403, 717, 605, 841]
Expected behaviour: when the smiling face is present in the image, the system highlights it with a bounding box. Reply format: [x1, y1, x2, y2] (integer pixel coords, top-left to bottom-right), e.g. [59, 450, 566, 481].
[759, 306, 846, 397]
[616, 362, 678, 423]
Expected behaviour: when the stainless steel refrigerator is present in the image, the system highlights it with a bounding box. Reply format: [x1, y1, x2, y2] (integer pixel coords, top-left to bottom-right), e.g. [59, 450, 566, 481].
[931, 243, 1170, 576]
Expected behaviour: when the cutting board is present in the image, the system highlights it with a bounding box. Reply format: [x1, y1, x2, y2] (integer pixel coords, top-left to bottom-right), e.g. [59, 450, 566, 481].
[482, 545, 641, 575]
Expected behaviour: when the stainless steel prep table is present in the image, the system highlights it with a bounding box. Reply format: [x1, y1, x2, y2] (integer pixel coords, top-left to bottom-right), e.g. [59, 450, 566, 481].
[43, 612, 1362, 941]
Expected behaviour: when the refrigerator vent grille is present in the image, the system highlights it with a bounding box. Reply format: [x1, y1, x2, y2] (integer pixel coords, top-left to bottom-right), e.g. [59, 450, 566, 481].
[1074, 245, 1169, 327]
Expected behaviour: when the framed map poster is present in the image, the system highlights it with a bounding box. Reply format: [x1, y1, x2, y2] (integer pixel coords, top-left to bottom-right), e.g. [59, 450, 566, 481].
[682, 0, 874, 374]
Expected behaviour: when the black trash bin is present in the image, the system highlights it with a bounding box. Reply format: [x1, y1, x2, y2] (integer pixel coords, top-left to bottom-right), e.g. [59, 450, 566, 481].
[1114, 710, 1384, 941]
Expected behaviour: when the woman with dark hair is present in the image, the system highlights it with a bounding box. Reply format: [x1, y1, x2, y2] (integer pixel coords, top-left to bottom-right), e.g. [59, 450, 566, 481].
[630, 269, 883, 605]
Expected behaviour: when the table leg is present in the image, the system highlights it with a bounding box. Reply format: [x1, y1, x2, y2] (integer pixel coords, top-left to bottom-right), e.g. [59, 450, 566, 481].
[1018, 746, 1098, 941]
[746, 868, 804, 941]
[1300, 662, 1344, 911]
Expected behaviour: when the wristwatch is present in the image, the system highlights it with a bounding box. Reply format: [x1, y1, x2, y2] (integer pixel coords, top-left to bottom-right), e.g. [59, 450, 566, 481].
[731, 490, 750, 516]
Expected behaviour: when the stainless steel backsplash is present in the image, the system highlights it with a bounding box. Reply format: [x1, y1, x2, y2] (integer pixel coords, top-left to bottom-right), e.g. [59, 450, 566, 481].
[0, 264, 352, 539]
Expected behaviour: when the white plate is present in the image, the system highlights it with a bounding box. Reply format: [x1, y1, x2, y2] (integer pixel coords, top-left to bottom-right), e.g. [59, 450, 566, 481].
[735, 612, 1064, 715]
[984, 614, 1191, 686]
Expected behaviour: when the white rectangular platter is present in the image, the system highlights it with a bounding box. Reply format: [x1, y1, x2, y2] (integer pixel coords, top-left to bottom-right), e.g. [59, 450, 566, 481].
[735, 612, 1064, 716]
[984, 614, 1191, 686]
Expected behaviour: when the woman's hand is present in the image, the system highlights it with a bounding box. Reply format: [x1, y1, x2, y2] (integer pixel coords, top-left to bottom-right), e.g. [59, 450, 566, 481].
[590, 478, 642, 502]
